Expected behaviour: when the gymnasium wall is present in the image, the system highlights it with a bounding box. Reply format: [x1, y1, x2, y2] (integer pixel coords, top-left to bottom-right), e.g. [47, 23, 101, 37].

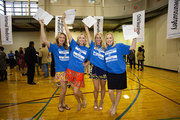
[0, 13, 180, 72]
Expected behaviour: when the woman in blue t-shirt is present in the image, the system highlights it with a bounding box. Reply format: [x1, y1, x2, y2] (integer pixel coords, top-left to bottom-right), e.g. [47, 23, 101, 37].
[63, 13, 90, 111]
[84, 25, 106, 111]
[39, 20, 70, 112]
[105, 32, 137, 116]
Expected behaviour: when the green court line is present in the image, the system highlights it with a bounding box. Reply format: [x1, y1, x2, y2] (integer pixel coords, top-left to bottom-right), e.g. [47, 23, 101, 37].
[31, 87, 60, 120]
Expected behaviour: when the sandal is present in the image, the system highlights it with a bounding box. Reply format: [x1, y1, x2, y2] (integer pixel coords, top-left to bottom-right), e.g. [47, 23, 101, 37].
[94, 105, 98, 110]
[77, 103, 81, 111]
[62, 104, 70, 110]
[58, 106, 64, 112]
[82, 100, 87, 108]
[94, 101, 98, 110]
[99, 106, 103, 111]
[99, 101, 103, 111]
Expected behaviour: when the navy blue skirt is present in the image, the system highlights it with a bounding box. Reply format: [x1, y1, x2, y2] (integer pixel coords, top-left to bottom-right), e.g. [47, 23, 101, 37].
[91, 65, 107, 80]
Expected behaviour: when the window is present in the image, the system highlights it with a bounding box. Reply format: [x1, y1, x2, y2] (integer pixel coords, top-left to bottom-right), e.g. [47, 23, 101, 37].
[4, 1, 38, 16]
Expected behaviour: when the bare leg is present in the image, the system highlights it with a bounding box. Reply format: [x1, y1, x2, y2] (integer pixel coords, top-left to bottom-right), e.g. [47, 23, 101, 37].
[111, 90, 122, 116]
[61, 81, 70, 110]
[93, 79, 99, 109]
[58, 81, 67, 112]
[99, 80, 106, 110]
[108, 89, 115, 113]
[73, 85, 86, 111]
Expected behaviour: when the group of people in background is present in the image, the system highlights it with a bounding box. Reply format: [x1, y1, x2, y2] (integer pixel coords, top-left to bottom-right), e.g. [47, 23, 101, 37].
[0, 46, 27, 82]
[127, 45, 145, 71]
[0, 42, 51, 84]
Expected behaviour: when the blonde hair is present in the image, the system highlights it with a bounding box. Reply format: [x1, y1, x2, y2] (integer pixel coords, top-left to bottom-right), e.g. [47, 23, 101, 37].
[55, 33, 68, 50]
[94, 32, 105, 50]
[105, 32, 116, 48]
[77, 33, 87, 46]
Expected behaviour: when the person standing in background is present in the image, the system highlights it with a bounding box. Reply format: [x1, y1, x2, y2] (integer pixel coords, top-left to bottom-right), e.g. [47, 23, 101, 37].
[15, 50, 20, 70]
[141, 45, 145, 60]
[19, 47, 26, 76]
[24, 41, 38, 85]
[50, 53, 55, 77]
[137, 47, 144, 71]
[0, 46, 7, 81]
[8, 50, 15, 69]
[129, 50, 136, 69]
[39, 44, 50, 78]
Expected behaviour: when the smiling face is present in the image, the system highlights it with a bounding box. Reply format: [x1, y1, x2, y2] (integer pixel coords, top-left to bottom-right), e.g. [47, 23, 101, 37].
[77, 34, 86, 46]
[95, 34, 102, 46]
[58, 34, 66, 46]
[56, 33, 66, 46]
[106, 33, 114, 46]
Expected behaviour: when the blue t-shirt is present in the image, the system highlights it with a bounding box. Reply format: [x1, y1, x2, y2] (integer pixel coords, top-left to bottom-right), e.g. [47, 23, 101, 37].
[68, 39, 90, 73]
[105, 43, 130, 74]
[8, 53, 14, 59]
[49, 43, 69, 72]
[90, 40, 106, 71]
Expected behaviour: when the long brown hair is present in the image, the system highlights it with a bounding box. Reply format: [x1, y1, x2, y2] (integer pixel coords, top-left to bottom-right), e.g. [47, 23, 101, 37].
[55, 33, 68, 50]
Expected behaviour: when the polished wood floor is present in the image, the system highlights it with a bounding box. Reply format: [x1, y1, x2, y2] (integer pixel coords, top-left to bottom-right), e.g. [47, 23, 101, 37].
[0, 65, 180, 120]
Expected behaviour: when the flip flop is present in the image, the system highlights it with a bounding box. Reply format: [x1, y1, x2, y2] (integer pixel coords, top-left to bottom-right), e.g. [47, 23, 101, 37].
[62, 104, 70, 110]
[58, 106, 64, 112]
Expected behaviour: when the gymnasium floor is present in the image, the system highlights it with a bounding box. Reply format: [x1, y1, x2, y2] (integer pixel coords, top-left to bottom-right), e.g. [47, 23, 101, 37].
[0, 65, 180, 120]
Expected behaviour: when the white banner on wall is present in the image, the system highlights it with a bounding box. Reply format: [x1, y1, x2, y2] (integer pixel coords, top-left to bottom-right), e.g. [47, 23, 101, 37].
[133, 10, 145, 42]
[55, 16, 66, 37]
[167, 0, 180, 39]
[0, 15, 1, 29]
[1, 15, 13, 45]
[94, 16, 103, 36]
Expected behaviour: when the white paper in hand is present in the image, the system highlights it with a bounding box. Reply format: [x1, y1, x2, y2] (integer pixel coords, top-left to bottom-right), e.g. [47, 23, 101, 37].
[82, 16, 97, 28]
[65, 9, 76, 24]
[122, 25, 138, 40]
[33, 8, 53, 25]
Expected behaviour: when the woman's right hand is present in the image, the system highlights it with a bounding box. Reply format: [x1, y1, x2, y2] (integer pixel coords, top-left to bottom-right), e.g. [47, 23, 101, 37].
[84, 24, 88, 28]
[38, 19, 44, 26]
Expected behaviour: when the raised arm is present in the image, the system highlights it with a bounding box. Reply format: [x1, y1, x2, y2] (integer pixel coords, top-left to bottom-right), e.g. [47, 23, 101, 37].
[130, 28, 137, 50]
[62, 13, 73, 44]
[84, 24, 91, 45]
[129, 38, 137, 50]
[39, 20, 50, 48]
